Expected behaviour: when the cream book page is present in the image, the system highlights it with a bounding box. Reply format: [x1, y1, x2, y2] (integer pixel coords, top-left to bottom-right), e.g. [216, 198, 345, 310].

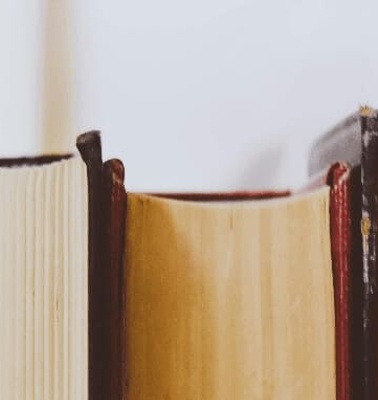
[125, 187, 335, 400]
[0, 157, 88, 400]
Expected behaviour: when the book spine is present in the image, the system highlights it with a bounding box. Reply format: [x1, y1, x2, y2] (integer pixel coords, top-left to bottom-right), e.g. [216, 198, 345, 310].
[103, 159, 127, 399]
[327, 163, 351, 400]
[77, 132, 107, 400]
[349, 165, 363, 400]
[301, 162, 353, 399]
[77, 133, 127, 400]
[360, 108, 378, 400]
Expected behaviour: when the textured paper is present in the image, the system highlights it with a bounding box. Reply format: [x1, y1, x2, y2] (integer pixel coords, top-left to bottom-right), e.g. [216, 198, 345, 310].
[125, 187, 335, 400]
[0, 157, 88, 400]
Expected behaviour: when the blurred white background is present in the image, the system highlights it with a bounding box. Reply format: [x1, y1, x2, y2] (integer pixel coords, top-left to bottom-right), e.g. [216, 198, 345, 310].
[1, 0, 377, 191]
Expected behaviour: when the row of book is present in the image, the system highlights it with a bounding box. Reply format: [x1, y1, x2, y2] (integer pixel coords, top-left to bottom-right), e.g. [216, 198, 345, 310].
[0, 107, 377, 399]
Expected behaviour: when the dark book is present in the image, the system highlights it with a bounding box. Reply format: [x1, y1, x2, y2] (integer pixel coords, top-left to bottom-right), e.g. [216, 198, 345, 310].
[309, 106, 378, 400]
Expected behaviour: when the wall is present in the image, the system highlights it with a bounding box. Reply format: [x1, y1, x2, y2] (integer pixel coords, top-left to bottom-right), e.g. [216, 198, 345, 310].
[1, 0, 378, 191]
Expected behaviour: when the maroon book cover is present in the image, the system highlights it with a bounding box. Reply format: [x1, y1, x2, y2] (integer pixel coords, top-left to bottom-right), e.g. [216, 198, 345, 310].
[327, 163, 352, 400]
[302, 162, 352, 400]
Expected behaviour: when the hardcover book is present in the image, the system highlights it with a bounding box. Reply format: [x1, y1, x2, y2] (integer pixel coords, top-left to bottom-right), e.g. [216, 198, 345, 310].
[309, 106, 378, 400]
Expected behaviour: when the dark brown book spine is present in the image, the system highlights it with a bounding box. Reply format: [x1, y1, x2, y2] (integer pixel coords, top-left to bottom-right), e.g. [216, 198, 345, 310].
[77, 132, 106, 400]
[308, 108, 378, 399]
[349, 165, 363, 400]
[103, 159, 127, 399]
[77, 132, 126, 400]
[360, 109, 378, 400]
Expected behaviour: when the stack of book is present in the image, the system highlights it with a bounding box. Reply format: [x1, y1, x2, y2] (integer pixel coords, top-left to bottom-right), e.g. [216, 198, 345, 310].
[1, 107, 377, 400]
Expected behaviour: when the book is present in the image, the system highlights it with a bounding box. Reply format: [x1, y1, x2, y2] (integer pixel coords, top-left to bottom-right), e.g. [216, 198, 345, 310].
[79, 132, 348, 399]
[309, 106, 378, 400]
[0, 111, 375, 399]
[304, 162, 352, 400]
[124, 188, 336, 399]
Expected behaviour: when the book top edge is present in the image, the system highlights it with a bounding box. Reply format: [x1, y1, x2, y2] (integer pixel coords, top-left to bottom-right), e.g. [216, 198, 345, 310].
[127, 186, 328, 209]
[0, 153, 73, 168]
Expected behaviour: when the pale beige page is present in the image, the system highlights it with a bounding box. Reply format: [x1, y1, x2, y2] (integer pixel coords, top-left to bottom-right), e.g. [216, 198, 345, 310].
[0, 157, 88, 400]
[125, 187, 335, 400]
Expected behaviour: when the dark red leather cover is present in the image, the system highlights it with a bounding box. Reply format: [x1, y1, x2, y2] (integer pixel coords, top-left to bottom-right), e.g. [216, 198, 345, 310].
[327, 163, 352, 400]
[300, 163, 352, 400]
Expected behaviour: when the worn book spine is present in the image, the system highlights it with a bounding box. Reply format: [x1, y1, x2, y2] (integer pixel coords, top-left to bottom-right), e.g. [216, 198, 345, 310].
[349, 165, 363, 400]
[360, 108, 378, 400]
[77, 132, 127, 400]
[77, 132, 105, 400]
[302, 162, 352, 400]
[327, 163, 351, 400]
[307, 108, 378, 399]
[103, 159, 127, 399]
